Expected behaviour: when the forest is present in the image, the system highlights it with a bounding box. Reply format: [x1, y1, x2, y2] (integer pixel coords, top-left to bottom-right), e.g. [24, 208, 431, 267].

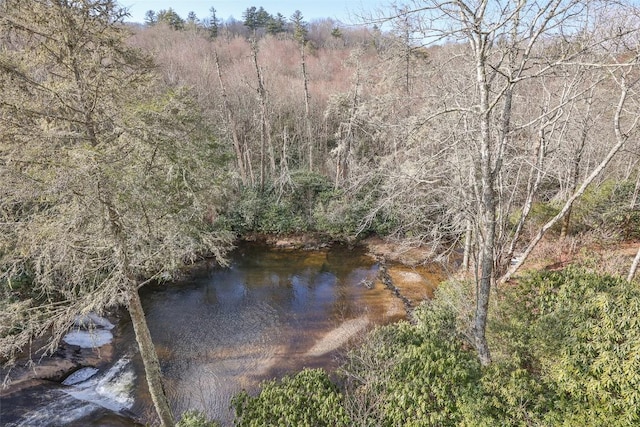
[1, 0, 640, 426]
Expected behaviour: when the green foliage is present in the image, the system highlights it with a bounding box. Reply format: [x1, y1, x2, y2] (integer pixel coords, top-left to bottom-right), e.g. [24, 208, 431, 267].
[266, 13, 286, 35]
[232, 269, 640, 426]
[177, 410, 220, 427]
[314, 175, 397, 238]
[423, 278, 476, 344]
[208, 7, 220, 39]
[571, 179, 640, 239]
[522, 179, 640, 239]
[493, 269, 640, 425]
[521, 201, 561, 229]
[225, 171, 334, 235]
[228, 172, 326, 234]
[291, 10, 308, 43]
[243, 6, 271, 31]
[458, 359, 551, 426]
[232, 369, 349, 427]
[223, 169, 401, 238]
[341, 302, 482, 426]
[156, 8, 185, 30]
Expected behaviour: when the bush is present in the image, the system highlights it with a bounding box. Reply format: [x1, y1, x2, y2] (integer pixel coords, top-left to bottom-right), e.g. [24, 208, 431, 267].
[511, 178, 640, 241]
[341, 302, 482, 427]
[232, 368, 349, 427]
[176, 410, 219, 427]
[314, 174, 398, 238]
[493, 269, 640, 425]
[572, 179, 640, 239]
[231, 269, 640, 426]
[223, 171, 336, 234]
[223, 169, 399, 238]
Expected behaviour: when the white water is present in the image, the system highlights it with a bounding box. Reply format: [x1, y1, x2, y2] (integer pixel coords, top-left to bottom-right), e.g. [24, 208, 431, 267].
[62, 313, 115, 348]
[64, 357, 135, 411]
[9, 357, 135, 427]
[74, 313, 116, 330]
[62, 328, 114, 347]
[62, 367, 100, 385]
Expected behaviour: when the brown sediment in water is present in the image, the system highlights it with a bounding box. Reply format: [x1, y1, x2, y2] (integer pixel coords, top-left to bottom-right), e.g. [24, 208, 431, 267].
[357, 276, 406, 320]
[387, 264, 444, 303]
[305, 316, 370, 357]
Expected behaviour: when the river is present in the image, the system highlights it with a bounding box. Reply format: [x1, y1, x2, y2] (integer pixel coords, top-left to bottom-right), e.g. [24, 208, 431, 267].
[1, 242, 440, 426]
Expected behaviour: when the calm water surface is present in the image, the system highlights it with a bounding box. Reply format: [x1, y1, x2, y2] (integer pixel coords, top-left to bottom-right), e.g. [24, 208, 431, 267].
[128, 243, 403, 424]
[4, 243, 432, 426]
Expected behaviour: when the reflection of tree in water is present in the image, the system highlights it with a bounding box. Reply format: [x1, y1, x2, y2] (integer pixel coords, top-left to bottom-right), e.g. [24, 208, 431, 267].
[134, 243, 405, 423]
[323, 246, 380, 321]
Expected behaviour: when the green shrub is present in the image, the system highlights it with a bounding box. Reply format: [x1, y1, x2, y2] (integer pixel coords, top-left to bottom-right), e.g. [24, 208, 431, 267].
[458, 359, 552, 426]
[221, 169, 408, 238]
[231, 269, 640, 427]
[232, 368, 349, 427]
[314, 174, 398, 238]
[510, 178, 640, 240]
[566, 179, 639, 239]
[176, 410, 220, 427]
[223, 171, 338, 234]
[494, 269, 640, 425]
[341, 302, 482, 427]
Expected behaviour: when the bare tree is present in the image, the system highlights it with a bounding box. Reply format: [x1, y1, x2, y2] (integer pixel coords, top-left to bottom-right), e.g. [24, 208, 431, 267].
[292, 10, 314, 171]
[379, 0, 640, 364]
[213, 46, 249, 185]
[503, 66, 640, 283]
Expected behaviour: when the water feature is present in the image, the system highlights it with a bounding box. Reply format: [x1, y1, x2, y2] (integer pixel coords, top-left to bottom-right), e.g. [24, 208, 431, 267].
[2, 242, 439, 426]
[2, 355, 137, 427]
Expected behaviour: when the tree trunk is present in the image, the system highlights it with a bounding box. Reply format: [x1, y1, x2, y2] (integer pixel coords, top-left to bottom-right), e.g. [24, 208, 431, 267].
[127, 283, 175, 427]
[107, 187, 174, 427]
[300, 41, 313, 171]
[628, 245, 640, 283]
[249, 37, 267, 190]
[507, 118, 549, 261]
[474, 33, 493, 367]
[475, 163, 494, 366]
[462, 218, 472, 271]
[560, 95, 591, 238]
[214, 48, 247, 185]
[336, 60, 362, 187]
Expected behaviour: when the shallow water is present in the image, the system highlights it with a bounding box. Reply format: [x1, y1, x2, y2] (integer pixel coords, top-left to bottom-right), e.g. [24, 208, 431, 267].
[2, 242, 439, 426]
[126, 243, 405, 424]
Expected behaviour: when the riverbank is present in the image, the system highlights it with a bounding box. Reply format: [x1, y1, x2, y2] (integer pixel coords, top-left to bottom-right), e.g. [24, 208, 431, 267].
[238, 233, 440, 265]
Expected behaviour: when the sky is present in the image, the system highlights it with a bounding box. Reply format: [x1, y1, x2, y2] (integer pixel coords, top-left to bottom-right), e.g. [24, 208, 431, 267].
[121, 0, 387, 25]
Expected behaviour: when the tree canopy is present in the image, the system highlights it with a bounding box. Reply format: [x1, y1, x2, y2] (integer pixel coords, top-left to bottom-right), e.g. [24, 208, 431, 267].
[0, 1, 232, 424]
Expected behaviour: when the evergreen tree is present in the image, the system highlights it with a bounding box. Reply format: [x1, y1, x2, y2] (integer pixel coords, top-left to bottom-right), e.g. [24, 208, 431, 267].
[208, 6, 220, 39]
[266, 13, 286, 35]
[0, 1, 232, 425]
[144, 9, 156, 25]
[157, 8, 185, 30]
[243, 6, 270, 32]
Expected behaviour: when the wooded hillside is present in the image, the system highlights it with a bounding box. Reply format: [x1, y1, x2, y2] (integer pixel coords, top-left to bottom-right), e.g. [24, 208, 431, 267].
[2, 1, 640, 426]
[133, 1, 640, 366]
